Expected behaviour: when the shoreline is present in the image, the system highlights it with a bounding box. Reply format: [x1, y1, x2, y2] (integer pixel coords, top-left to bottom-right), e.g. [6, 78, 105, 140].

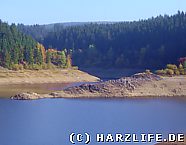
[0, 69, 100, 85]
[11, 73, 186, 100]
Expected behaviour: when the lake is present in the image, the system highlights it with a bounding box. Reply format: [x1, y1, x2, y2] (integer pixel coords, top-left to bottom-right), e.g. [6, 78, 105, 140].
[0, 98, 186, 145]
[0, 69, 185, 145]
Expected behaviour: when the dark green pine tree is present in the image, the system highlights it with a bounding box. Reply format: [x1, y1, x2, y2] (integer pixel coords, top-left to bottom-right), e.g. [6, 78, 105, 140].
[12, 47, 19, 64]
[4, 50, 11, 68]
[28, 49, 34, 65]
[34, 48, 43, 64]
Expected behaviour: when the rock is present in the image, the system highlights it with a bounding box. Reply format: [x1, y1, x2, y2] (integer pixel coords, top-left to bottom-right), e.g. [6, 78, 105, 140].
[11, 92, 41, 100]
[63, 73, 162, 95]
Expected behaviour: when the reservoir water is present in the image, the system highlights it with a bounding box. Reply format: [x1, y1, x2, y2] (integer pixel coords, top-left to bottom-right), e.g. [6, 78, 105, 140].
[0, 69, 185, 145]
[0, 98, 186, 145]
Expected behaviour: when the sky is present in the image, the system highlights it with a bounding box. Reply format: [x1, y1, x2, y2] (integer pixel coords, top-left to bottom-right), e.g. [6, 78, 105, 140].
[0, 0, 186, 25]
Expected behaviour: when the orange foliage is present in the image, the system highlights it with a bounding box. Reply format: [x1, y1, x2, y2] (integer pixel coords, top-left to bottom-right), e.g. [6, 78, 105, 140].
[37, 43, 46, 62]
[47, 48, 58, 53]
[66, 54, 72, 68]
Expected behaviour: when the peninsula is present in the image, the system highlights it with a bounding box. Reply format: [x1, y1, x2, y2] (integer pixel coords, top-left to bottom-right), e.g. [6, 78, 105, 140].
[11, 73, 186, 100]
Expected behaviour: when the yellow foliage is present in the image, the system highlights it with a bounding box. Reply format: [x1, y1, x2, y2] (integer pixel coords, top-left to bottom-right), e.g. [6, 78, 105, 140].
[66, 54, 72, 68]
[175, 70, 180, 75]
[166, 64, 177, 70]
[165, 69, 174, 75]
[37, 43, 46, 62]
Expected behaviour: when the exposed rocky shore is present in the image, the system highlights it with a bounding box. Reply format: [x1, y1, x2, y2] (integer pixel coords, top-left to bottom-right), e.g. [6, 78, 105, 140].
[61, 72, 162, 98]
[11, 72, 186, 100]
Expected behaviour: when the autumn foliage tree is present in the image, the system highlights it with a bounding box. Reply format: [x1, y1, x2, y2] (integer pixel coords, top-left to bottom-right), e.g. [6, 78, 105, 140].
[66, 54, 72, 68]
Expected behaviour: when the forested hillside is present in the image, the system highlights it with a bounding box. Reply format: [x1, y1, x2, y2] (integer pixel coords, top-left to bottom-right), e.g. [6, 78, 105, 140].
[0, 20, 71, 70]
[17, 11, 186, 68]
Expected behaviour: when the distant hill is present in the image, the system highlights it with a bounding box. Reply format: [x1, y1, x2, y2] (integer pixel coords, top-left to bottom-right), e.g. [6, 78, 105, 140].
[17, 11, 186, 68]
[17, 21, 114, 41]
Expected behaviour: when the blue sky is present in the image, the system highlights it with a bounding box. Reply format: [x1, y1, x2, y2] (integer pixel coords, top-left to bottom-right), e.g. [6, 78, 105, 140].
[0, 0, 186, 25]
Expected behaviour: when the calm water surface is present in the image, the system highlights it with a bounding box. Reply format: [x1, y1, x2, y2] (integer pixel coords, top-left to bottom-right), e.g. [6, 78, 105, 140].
[0, 98, 186, 145]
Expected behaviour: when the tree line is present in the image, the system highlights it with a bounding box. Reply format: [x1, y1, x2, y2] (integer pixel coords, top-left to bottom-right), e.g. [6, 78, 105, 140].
[18, 11, 186, 69]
